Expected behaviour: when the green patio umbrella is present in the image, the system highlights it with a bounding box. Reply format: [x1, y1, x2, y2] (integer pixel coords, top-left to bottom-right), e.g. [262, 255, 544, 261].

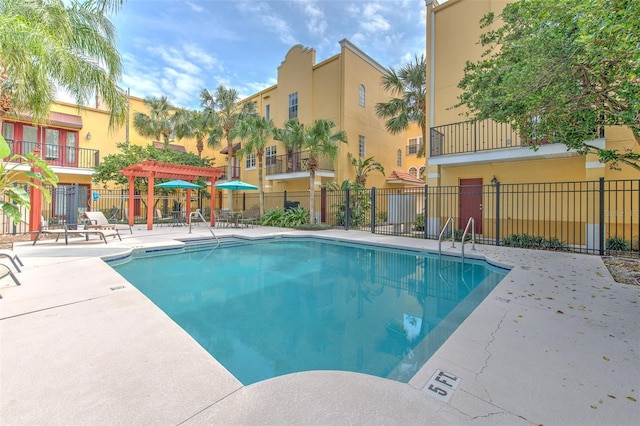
[214, 180, 258, 190]
[156, 179, 203, 189]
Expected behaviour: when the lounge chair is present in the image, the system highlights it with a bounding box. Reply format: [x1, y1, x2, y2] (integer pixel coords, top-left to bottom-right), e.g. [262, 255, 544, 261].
[0, 264, 20, 286]
[33, 218, 121, 245]
[84, 211, 132, 234]
[0, 249, 24, 272]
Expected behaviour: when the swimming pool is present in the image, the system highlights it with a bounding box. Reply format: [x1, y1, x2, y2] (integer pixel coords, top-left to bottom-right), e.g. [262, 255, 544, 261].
[111, 236, 509, 385]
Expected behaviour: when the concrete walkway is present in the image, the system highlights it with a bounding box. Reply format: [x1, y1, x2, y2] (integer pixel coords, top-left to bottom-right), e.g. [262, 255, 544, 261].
[1, 226, 638, 425]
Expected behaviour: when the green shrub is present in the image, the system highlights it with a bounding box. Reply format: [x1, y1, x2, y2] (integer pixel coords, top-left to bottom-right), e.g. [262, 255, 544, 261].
[282, 206, 309, 227]
[454, 229, 472, 242]
[607, 236, 631, 252]
[260, 208, 287, 226]
[413, 213, 425, 231]
[502, 233, 567, 250]
[260, 207, 309, 228]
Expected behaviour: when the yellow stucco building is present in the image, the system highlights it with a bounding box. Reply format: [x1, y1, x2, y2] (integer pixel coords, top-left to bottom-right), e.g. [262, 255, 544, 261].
[424, 0, 639, 187]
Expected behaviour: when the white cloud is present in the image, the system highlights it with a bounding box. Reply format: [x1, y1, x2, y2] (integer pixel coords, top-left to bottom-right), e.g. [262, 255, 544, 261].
[182, 43, 221, 72]
[295, 0, 327, 37]
[236, 0, 297, 45]
[186, 1, 204, 13]
[359, 3, 391, 33]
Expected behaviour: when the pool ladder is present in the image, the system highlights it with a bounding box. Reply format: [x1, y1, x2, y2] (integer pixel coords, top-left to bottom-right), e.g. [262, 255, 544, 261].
[188, 210, 220, 248]
[438, 217, 475, 265]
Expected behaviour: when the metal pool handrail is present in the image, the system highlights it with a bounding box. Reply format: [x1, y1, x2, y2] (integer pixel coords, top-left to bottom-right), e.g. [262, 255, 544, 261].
[438, 216, 455, 262]
[189, 210, 220, 248]
[461, 217, 476, 265]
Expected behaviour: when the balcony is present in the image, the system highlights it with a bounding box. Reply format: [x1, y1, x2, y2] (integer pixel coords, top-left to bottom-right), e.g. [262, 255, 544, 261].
[428, 118, 600, 166]
[265, 150, 335, 180]
[5, 140, 99, 169]
[430, 119, 523, 157]
[218, 165, 241, 181]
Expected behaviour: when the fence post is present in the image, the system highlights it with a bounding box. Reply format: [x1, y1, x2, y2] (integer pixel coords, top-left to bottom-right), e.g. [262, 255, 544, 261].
[345, 188, 350, 231]
[423, 184, 428, 240]
[495, 182, 501, 246]
[599, 177, 605, 256]
[370, 187, 376, 234]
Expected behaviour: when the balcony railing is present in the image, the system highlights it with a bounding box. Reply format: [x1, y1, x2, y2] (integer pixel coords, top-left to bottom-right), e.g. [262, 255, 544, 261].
[265, 151, 335, 176]
[430, 119, 524, 157]
[5, 139, 99, 169]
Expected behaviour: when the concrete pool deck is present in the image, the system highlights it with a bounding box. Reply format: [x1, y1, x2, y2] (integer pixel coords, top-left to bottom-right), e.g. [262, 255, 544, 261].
[0, 225, 638, 425]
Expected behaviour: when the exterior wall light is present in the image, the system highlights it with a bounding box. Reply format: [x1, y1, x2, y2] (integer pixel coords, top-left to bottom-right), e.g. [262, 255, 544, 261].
[86, 132, 92, 140]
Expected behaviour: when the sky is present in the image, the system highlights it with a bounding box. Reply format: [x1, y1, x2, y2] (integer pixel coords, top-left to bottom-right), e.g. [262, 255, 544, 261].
[103, 0, 427, 110]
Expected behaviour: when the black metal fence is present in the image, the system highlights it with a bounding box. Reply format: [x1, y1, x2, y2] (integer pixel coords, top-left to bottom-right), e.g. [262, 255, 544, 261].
[2, 179, 637, 256]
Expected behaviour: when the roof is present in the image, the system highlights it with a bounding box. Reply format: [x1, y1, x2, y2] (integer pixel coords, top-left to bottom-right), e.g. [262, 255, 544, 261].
[153, 142, 187, 152]
[386, 169, 426, 186]
[120, 159, 223, 180]
[220, 142, 241, 155]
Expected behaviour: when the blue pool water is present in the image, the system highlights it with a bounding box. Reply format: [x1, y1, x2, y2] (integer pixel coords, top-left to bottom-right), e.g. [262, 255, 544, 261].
[112, 237, 508, 385]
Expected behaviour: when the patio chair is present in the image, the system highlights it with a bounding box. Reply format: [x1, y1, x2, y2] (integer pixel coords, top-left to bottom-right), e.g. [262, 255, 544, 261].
[155, 209, 173, 226]
[239, 210, 260, 228]
[84, 211, 132, 234]
[0, 249, 24, 272]
[0, 264, 21, 286]
[215, 210, 234, 228]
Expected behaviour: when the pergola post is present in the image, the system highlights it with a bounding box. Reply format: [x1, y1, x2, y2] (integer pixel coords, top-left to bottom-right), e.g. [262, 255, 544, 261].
[28, 147, 43, 240]
[147, 174, 155, 230]
[210, 181, 216, 227]
[185, 188, 192, 223]
[127, 176, 135, 228]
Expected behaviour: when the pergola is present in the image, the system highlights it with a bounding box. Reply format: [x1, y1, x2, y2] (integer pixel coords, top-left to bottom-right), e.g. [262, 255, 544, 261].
[120, 160, 223, 230]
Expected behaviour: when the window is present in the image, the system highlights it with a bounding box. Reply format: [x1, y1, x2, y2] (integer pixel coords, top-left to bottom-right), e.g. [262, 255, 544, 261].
[288, 92, 298, 120]
[245, 152, 256, 170]
[2, 123, 14, 141]
[397, 149, 402, 167]
[66, 132, 77, 163]
[23, 125, 37, 154]
[45, 129, 59, 160]
[408, 167, 418, 177]
[265, 146, 277, 167]
[358, 135, 365, 158]
[265, 104, 270, 120]
[407, 137, 422, 155]
[359, 85, 365, 107]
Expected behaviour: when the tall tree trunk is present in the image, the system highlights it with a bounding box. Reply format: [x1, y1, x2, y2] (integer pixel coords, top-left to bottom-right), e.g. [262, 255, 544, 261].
[226, 139, 233, 209]
[258, 152, 265, 215]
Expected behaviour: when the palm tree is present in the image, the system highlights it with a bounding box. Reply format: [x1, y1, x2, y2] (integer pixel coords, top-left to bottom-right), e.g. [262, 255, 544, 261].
[0, 0, 127, 128]
[133, 96, 179, 148]
[349, 154, 385, 187]
[275, 118, 347, 223]
[200, 85, 255, 208]
[375, 55, 427, 157]
[173, 109, 220, 158]
[0, 0, 125, 224]
[232, 114, 275, 215]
